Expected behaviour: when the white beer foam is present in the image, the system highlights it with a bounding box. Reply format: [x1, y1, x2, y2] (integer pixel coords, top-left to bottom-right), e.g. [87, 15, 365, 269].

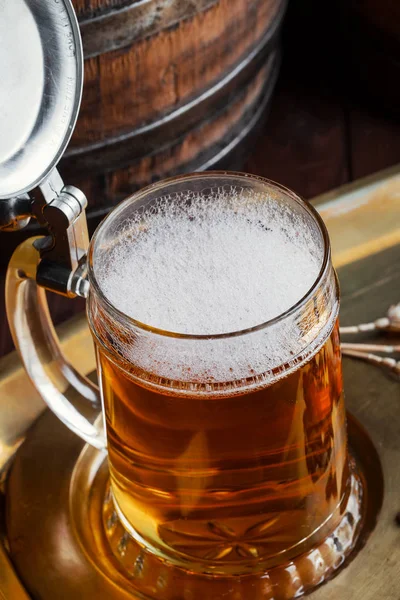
[97, 189, 322, 335]
[93, 188, 336, 390]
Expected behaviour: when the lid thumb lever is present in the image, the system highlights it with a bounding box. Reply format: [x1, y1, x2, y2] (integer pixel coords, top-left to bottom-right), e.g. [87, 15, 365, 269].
[31, 169, 90, 299]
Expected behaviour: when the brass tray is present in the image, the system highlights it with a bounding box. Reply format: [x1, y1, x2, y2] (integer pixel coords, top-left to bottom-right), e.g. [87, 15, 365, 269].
[1, 166, 399, 599]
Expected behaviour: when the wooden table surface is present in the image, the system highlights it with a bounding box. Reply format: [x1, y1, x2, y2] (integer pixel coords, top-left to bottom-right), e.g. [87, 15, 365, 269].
[1, 1, 400, 357]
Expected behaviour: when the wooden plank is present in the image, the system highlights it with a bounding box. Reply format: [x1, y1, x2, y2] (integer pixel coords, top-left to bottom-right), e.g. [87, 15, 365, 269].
[314, 166, 400, 268]
[245, 74, 350, 199]
[350, 108, 400, 180]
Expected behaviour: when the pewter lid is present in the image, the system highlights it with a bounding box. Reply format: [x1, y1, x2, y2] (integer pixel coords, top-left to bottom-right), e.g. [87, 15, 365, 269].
[0, 0, 83, 199]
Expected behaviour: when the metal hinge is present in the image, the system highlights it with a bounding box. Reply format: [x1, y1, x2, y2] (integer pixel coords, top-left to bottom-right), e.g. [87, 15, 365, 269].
[0, 169, 90, 298]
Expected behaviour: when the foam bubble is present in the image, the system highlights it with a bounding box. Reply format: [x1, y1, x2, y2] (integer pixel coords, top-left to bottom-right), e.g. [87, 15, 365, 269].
[95, 188, 322, 335]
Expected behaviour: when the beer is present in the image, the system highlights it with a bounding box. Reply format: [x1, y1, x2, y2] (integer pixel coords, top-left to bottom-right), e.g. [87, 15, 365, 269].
[89, 183, 350, 573]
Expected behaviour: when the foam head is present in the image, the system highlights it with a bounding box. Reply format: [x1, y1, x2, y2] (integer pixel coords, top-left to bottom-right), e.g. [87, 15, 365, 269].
[95, 187, 322, 335]
[90, 178, 337, 391]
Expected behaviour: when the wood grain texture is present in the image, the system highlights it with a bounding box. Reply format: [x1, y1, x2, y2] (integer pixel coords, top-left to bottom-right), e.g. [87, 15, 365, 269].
[347, 0, 400, 41]
[78, 1, 221, 57]
[350, 109, 400, 180]
[73, 0, 136, 19]
[62, 0, 285, 212]
[72, 0, 283, 146]
[245, 77, 349, 199]
[67, 57, 276, 206]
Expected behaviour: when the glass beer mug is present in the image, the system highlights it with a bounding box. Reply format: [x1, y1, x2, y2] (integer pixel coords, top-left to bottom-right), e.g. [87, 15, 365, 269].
[6, 172, 363, 598]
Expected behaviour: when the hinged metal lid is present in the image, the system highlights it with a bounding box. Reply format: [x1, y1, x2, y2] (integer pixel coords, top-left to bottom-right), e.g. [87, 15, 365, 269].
[0, 0, 83, 200]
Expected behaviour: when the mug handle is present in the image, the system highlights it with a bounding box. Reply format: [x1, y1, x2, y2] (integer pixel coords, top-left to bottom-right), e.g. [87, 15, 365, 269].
[5, 238, 106, 450]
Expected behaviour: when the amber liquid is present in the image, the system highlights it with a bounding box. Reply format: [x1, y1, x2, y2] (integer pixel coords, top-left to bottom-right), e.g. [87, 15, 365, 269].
[98, 321, 349, 572]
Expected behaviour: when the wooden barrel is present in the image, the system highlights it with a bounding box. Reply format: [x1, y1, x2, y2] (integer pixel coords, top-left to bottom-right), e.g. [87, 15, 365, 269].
[0, 0, 286, 267]
[59, 0, 287, 219]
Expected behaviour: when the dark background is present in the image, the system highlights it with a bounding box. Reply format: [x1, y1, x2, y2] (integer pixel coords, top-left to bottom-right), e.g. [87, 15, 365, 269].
[1, 0, 399, 357]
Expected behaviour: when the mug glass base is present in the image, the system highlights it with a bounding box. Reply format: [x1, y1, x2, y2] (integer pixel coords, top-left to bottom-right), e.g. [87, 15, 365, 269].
[103, 458, 364, 599]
